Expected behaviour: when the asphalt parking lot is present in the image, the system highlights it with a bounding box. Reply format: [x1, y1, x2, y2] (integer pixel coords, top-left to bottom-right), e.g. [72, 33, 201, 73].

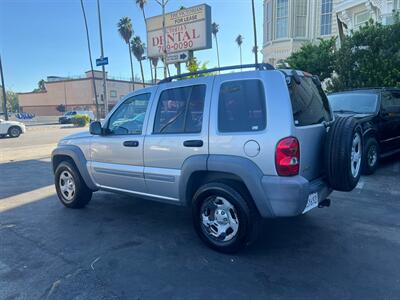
[1, 127, 400, 299]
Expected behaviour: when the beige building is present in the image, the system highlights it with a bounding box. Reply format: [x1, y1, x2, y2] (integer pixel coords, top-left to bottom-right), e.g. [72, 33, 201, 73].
[18, 70, 151, 116]
[262, 0, 399, 65]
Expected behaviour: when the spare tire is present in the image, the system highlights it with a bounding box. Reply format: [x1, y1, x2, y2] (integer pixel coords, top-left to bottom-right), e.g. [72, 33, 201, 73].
[325, 116, 362, 191]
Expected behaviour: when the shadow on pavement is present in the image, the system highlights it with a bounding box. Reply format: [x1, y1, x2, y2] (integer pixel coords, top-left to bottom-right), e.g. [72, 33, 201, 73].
[0, 159, 53, 199]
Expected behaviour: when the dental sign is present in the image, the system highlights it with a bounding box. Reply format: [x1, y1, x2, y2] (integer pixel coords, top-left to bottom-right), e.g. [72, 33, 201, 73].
[146, 4, 212, 58]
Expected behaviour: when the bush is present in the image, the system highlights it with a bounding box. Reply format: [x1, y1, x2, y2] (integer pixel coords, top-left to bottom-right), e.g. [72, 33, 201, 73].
[72, 114, 90, 127]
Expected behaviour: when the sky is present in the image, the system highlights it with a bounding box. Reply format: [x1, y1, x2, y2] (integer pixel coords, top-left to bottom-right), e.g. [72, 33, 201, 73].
[0, 0, 264, 92]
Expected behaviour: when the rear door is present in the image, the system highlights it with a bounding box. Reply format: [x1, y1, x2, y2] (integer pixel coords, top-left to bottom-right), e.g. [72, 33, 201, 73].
[143, 78, 212, 201]
[288, 75, 333, 180]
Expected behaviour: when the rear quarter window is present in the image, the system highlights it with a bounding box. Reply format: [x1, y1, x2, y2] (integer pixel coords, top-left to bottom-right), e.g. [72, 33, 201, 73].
[218, 79, 266, 132]
[289, 76, 332, 126]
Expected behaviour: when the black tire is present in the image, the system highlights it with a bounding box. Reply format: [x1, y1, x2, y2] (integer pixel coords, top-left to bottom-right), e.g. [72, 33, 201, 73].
[8, 126, 21, 138]
[192, 182, 259, 253]
[362, 138, 379, 175]
[55, 161, 92, 208]
[325, 116, 363, 191]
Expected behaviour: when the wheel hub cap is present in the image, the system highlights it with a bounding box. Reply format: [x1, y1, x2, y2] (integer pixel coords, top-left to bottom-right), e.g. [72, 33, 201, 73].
[201, 196, 239, 242]
[59, 171, 76, 202]
[368, 146, 377, 166]
[351, 133, 362, 178]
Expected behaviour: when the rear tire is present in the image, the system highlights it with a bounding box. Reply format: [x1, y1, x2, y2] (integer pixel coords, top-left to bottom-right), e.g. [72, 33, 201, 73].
[192, 182, 259, 253]
[8, 126, 21, 138]
[362, 138, 379, 175]
[55, 161, 92, 208]
[325, 116, 362, 191]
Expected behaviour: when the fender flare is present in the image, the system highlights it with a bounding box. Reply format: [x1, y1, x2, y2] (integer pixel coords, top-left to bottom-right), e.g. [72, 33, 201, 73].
[51, 145, 97, 190]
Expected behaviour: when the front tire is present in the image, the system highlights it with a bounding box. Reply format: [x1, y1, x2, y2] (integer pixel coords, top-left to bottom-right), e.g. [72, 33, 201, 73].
[8, 126, 21, 138]
[55, 161, 92, 208]
[363, 138, 379, 175]
[192, 182, 259, 253]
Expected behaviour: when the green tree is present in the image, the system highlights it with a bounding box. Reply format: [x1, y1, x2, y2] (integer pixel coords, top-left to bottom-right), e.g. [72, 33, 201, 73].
[0, 90, 19, 112]
[212, 22, 221, 69]
[285, 37, 337, 81]
[131, 36, 146, 87]
[56, 104, 66, 113]
[329, 18, 400, 92]
[235, 34, 244, 66]
[117, 17, 135, 90]
[33, 79, 46, 92]
[184, 58, 214, 78]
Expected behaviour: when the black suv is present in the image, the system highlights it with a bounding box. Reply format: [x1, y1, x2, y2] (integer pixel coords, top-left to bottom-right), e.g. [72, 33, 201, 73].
[328, 88, 400, 174]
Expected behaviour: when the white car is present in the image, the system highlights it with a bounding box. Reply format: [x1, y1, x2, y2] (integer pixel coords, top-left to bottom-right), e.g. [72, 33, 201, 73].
[0, 119, 26, 138]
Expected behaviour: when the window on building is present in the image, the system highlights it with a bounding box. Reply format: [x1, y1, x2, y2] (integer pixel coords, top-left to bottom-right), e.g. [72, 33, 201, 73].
[295, 0, 308, 37]
[320, 0, 333, 35]
[276, 0, 289, 38]
[265, 0, 273, 41]
[354, 10, 370, 28]
[110, 90, 117, 98]
[153, 85, 206, 134]
[218, 80, 266, 132]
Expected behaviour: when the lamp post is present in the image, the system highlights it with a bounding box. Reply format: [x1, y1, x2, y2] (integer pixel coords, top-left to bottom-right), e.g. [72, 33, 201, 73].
[251, 0, 259, 65]
[96, 0, 108, 115]
[0, 55, 9, 121]
[155, 0, 169, 79]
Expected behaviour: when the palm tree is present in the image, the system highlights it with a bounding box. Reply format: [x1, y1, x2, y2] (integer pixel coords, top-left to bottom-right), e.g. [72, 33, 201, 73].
[117, 17, 135, 90]
[131, 36, 146, 88]
[136, 0, 154, 83]
[79, 0, 99, 120]
[151, 57, 159, 82]
[235, 34, 244, 66]
[211, 22, 221, 69]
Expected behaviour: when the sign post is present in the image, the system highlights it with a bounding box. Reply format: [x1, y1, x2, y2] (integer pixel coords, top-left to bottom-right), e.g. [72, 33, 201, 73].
[146, 4, 212, 68]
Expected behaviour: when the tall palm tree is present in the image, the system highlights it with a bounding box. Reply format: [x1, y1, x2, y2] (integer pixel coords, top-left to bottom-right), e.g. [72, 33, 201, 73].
[136, 0, 154, 83]
[131, 36, 146, 88]
[235, 34, 244, 66]
[79, 0, 99, 120]
[211, 22, 221, 69]
[151, 57, 159, 82]
[117, 17, 135, 91]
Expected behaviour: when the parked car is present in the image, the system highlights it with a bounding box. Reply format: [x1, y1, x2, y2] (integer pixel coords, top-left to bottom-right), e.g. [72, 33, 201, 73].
[52, 65, 362, 253]
[59, 110, 95, 124]
[328, 88, 400, 174]
[0, 118, 26, 138]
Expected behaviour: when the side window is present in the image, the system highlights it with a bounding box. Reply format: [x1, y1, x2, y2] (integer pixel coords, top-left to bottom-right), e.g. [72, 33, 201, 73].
[153, 85, 206, 134]
[218, 80, 266, 132]
[383, 91, 400, 108]
[288, 76, 332, 126]
[107, 93, 150, 135]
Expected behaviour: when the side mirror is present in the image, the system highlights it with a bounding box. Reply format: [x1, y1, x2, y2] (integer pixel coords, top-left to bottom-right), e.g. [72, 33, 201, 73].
[89, 121, 103, 135]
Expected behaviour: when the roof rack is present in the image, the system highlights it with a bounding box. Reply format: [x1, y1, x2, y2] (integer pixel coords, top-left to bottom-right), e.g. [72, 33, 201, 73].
[158, 63, 275, 84]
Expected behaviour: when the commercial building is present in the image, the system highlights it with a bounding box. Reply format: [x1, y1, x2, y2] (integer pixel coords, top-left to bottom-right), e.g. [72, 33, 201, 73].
[262, 0, 400, 65]
[18, 70, 151, 116]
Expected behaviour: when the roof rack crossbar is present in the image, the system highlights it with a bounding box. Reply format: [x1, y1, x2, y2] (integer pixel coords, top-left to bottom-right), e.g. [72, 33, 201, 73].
[158, 63, 275, 84]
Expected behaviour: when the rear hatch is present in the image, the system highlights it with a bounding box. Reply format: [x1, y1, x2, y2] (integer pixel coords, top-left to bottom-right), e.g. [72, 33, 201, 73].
[286, 72, 333, 181]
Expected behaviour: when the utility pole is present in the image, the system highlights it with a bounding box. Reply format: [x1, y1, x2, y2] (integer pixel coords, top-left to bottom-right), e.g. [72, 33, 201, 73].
[251, 0, 259, 65]
[155, 0, 169, 79]
[96, 0, 108, 115]
[0, 55, 9, 121]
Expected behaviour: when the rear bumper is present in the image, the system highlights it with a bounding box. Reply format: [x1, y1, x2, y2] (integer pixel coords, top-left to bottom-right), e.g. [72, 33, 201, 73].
[260, 175, 332, 217]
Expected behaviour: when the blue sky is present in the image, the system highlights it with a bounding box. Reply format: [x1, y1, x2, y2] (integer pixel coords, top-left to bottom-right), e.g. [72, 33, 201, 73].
[0, 0, 263, 92]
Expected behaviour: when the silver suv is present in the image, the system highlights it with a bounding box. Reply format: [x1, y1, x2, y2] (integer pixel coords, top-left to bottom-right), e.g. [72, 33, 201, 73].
[52, 64, 362, 253]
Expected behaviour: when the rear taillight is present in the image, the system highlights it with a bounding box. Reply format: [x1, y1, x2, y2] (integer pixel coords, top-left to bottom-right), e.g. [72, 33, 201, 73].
[275, 137, 300, 176]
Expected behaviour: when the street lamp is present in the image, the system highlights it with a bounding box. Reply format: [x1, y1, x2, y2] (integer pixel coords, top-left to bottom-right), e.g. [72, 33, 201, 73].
[0, 55, 9, 121]
[155, 0, 169, 79]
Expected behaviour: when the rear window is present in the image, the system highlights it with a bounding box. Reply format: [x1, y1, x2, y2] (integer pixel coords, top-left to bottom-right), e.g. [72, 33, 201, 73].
[288, 76, 332, 126]
[218, 79, 266, 132]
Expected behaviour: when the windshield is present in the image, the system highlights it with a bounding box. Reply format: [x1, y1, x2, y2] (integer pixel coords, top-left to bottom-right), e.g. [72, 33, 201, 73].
[328, 93, 378, 114]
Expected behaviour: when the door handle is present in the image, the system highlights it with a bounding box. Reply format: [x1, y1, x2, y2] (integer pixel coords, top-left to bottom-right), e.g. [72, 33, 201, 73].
[123, 140, 139, 147]
[183, 140, 203, 147]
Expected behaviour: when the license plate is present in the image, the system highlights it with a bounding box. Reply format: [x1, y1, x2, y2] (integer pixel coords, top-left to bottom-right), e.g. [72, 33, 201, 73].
[302, 192, 319, 214]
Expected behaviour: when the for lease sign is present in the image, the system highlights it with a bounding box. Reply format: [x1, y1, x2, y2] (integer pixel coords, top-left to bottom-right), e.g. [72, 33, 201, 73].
[146, 4, 212, 58]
